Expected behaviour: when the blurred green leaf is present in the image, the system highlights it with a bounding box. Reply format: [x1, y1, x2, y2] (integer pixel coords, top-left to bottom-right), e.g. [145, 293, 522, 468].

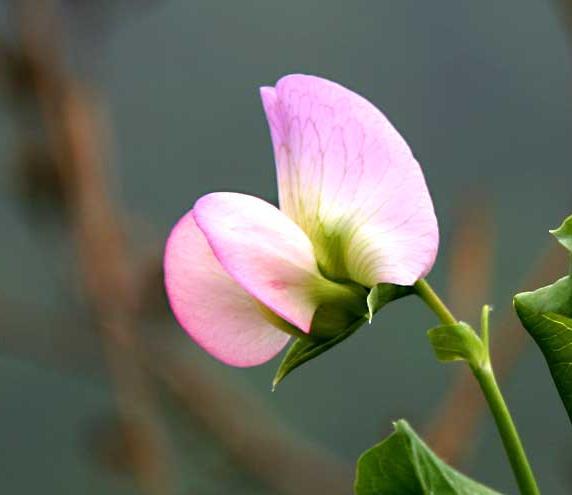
[514, 275, 572, 423]
[354, 420, 501, 495]
[550, 214, 572, 253]
[427, 322, 485, 367]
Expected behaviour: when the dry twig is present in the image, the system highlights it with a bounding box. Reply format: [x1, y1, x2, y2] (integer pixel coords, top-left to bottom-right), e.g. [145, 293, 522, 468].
[13, 2, 175, 493]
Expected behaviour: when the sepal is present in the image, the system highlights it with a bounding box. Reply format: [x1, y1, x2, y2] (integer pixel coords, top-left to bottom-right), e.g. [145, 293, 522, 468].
[273, 283, 414, 388]
[272, 317, 366, 390]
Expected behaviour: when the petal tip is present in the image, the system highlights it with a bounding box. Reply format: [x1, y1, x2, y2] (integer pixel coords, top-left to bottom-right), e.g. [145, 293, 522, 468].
[164, 205, 290, 368]
[260, 85, 276, 97]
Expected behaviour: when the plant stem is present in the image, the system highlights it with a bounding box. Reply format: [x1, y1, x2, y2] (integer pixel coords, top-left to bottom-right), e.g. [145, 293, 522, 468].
[414, 279, 540, 495]
[414, 279, 457, 325]
[473, 365, 539, 495]
[480, 304, 491, 352]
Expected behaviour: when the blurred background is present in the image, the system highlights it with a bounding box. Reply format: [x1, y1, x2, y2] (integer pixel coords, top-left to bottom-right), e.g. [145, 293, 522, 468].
[1, 0, 572, 493]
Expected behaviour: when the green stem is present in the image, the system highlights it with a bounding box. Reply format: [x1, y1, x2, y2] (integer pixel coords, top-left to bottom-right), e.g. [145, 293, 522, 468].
[480, 304, 491, 352]
[473, 365, 539, 495]
[414, 279, 457, 325]
[414, 279, 540, 495]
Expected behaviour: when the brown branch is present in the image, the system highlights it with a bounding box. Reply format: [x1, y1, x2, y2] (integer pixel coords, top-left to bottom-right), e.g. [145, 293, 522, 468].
[446, 192, 495, 324]
[148, 343, 354, 495]
[553, 0, 572, 40]
[6, 5, 357, 494]
[0, 299, 355, 495]
[13, 3, 175, 493]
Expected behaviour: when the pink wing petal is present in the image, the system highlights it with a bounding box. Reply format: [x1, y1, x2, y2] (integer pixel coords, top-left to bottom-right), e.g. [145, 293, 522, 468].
[193, 192, 339, 333]
[260, 74, 439, 287]
[164, 209, 290, 367]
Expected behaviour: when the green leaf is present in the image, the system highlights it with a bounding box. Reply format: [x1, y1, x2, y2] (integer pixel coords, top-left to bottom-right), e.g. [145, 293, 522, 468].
[514, 214, 572, 422]
[514, 275, 572, 422]
[273, 283, 412, 389]
[550, 214, 572, 253]
[355, 420, 501, 495]
[427, 322, 485, 368]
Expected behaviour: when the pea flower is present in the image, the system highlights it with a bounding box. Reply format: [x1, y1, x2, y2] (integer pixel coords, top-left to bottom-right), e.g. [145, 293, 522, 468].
[164, 74, 438, 367]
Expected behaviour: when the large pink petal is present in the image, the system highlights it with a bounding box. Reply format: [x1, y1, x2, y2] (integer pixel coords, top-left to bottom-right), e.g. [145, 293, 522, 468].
[164, 209, 290, 367]
[193, 192, 350, 333]
[260, 74, 439, 287]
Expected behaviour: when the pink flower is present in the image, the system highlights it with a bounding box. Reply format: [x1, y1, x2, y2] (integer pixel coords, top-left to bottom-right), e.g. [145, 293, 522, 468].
[164, 74, 438, 367]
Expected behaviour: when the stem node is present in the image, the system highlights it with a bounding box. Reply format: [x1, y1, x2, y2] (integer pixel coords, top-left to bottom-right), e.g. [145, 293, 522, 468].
[415, 279, 540, 495]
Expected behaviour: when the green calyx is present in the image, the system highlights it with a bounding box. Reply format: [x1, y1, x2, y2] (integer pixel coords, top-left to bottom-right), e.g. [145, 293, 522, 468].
[272, 283, 413, 388]
[308, 277, 369, 339]
[256, 276, 368, 341]
[303, 218, 388, 337]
